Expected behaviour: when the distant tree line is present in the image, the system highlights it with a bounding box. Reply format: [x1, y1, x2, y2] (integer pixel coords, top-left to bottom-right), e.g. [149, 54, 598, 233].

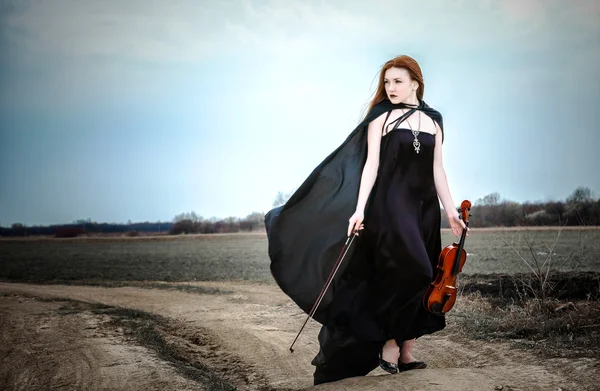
[274, 187, 600, 229]
[1, 187, 598, 237]
[0, 219, 174, 237]
[0, 212, 267, 237]
[442, 186, 600, 228]
[169, 212, 265, 235]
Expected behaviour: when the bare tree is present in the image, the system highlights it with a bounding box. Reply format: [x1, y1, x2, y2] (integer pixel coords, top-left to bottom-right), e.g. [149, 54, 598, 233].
[273, 191, 292, 207]
[566, 186, 594, 204]
[476, 192, 501, 206]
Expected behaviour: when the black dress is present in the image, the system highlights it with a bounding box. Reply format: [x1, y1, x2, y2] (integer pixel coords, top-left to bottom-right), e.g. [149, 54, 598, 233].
[264, 99, 447, 386]
[310, 117, 446, 384]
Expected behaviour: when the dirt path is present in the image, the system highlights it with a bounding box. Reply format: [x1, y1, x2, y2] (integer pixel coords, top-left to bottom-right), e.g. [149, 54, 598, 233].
[1, 281, 597, 390]
[0, 295, 201, 390]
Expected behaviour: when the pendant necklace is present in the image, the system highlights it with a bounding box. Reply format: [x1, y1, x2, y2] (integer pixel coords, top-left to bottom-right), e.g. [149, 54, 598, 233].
[406, 110, 421, 154]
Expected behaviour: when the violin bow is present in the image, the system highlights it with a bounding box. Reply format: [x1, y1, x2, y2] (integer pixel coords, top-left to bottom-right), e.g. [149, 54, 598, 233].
[289, 231, 358, 353]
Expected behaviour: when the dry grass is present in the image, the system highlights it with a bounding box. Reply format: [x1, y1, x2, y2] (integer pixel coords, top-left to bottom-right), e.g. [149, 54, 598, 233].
[451, 290, 600, 359]
[449, 224, 600, 359]
[500, 224, 599, 302]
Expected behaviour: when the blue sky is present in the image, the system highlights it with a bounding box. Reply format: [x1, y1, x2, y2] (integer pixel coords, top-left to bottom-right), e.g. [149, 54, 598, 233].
[1, 0, 599, 226]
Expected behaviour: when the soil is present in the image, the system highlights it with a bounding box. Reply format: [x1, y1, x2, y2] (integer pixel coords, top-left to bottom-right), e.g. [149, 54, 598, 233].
[1, 281, 598, 390]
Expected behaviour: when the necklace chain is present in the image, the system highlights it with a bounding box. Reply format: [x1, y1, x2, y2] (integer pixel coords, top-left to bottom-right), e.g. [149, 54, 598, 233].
[406, 110, 421, 154]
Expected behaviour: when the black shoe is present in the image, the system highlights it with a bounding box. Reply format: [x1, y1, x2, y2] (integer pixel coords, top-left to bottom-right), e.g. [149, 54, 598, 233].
[378, 347, 399, 374]
[397, 361, 427, 372]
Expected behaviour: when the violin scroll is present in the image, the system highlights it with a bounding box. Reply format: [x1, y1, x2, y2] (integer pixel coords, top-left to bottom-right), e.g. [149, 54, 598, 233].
[460, 200, 471, 223]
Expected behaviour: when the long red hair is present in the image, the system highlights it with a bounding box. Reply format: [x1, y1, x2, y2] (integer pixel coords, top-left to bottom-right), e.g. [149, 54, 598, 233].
[364, 55, 425, 118]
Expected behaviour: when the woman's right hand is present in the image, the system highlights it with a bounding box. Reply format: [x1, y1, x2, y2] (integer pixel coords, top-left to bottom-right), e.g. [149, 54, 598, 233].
[347, 210, 365, 237]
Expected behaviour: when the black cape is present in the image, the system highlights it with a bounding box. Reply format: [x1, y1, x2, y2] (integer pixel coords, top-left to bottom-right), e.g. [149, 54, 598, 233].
[264, 98, 444, 326]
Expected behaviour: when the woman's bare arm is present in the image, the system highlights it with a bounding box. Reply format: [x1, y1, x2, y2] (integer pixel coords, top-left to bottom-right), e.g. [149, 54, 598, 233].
[355, 113, 386, 213]
[433, 121, 468, 237]
[432, 121, 457, 218]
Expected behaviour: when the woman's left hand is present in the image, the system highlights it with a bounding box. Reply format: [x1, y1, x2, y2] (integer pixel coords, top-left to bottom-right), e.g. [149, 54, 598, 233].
[448, 214, 469, 237]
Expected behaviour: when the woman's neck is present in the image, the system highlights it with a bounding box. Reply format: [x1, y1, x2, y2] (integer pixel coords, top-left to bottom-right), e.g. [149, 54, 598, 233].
[402, 95, 419, 106]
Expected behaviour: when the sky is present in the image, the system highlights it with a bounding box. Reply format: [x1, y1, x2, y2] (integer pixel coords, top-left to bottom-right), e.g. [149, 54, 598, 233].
[0, 0, 599, 226]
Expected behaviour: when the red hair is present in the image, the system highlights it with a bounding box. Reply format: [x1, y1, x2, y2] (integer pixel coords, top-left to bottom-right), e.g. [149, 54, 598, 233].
[365, 55, 425, 116]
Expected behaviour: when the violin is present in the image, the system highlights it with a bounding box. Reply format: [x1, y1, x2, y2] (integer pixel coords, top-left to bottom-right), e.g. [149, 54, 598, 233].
[423, 200, 471, 316]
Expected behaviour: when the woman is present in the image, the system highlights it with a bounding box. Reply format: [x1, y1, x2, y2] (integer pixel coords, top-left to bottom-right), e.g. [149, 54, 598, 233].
[264, 55, 468, 385]
[346, 54, 468, 376]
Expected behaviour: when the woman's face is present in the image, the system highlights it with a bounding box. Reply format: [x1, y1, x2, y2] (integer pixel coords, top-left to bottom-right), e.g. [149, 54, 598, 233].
[383, 67, 418, 103]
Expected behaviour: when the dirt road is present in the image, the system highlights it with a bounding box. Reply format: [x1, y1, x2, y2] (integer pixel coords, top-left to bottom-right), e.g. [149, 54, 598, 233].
[1, 281, 597, 390]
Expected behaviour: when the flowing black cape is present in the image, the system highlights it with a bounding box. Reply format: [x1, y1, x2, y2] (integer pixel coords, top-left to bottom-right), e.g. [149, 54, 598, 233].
[264, 98, 444, 325]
